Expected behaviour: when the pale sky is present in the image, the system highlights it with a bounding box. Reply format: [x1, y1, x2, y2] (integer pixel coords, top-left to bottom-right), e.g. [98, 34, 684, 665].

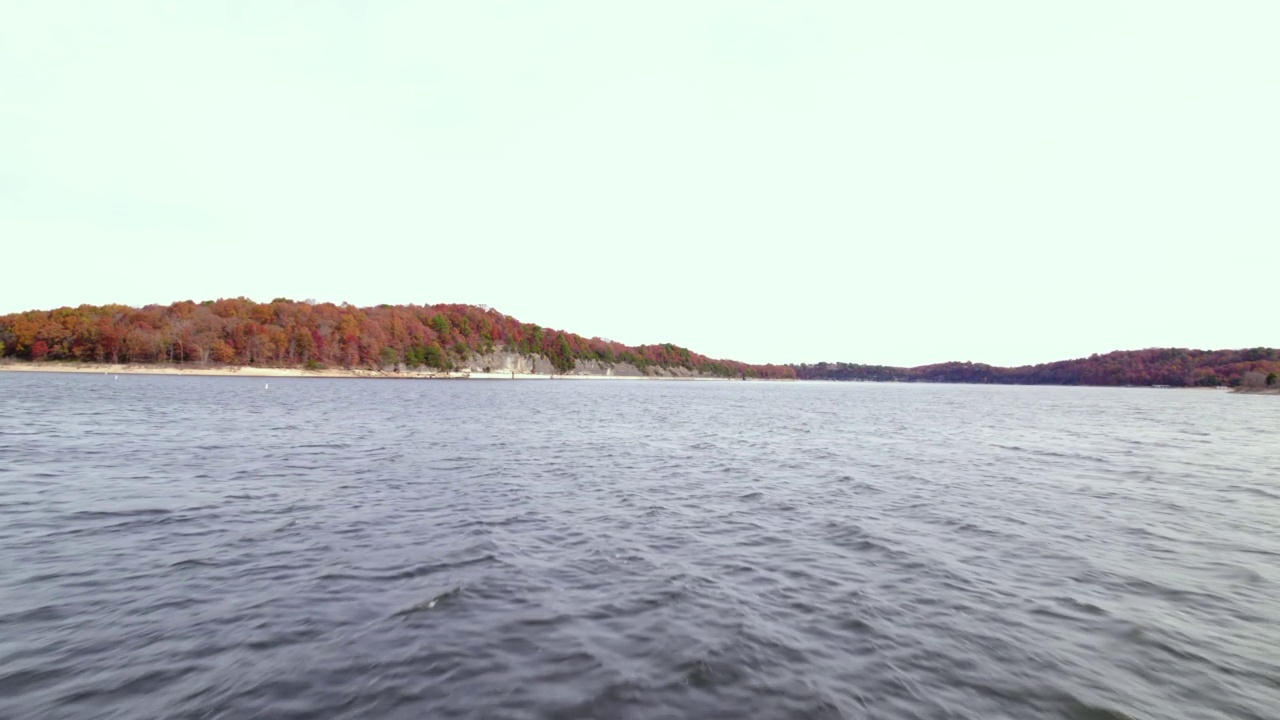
[2, 2, 1276, 367]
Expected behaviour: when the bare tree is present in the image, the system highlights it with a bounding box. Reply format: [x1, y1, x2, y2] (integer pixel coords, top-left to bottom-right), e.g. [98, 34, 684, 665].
[1241, 371, 1267, 388]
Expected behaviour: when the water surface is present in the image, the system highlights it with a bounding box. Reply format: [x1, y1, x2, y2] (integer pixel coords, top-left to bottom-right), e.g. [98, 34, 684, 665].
[2, 375, 1278, 719]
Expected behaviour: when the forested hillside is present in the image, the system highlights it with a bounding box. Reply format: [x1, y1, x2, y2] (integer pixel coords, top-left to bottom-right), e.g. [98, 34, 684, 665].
[5, 299, 1275, 386]
[794, 348, 1280, 387]
[0, 299, 795, 379]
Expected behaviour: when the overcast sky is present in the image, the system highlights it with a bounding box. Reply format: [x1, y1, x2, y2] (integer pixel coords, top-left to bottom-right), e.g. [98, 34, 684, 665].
[2, 2, 1276, 366]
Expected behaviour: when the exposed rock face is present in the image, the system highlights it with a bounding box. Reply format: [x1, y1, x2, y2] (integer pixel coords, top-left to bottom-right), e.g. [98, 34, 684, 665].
[376, 352, 712, 377]
[462, 352, 556, 375]
[456, 352, 703, 377]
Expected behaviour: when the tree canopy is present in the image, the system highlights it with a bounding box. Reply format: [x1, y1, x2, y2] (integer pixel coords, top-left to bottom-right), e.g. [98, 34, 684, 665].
[4, 299, 1274, 386]
[0, 299, 795, 379]
[792, 348, 1280, 387]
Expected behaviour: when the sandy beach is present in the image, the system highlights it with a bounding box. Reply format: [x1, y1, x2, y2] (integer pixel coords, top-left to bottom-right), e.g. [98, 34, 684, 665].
[0, 362, 736, 381]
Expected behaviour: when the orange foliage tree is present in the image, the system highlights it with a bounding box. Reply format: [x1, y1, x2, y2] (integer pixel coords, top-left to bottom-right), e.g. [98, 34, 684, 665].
[0, 299, 796, 379]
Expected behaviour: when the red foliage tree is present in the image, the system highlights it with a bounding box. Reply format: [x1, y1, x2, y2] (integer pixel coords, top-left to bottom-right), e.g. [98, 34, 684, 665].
[0, 299, 797, 379]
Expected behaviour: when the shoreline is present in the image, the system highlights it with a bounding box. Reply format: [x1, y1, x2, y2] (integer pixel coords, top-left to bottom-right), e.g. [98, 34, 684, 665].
[0, 361, 743, 381]
[1, 362, 1267, 389]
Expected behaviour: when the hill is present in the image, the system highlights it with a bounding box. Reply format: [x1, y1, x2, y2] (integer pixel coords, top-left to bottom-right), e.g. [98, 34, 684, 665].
[5, 300, 1275, 387]
[793, 348, 1280, 388]
[0, 299, 795, 379]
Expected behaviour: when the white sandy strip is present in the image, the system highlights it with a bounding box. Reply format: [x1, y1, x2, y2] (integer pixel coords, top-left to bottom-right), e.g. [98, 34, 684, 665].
[0, 363, 340, 378]
[0, 363, 741, 381]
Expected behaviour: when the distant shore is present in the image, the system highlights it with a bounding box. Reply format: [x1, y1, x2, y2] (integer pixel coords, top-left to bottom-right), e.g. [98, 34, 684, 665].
[0, 361, 739, 381]
[1232, 386, 1280, 395]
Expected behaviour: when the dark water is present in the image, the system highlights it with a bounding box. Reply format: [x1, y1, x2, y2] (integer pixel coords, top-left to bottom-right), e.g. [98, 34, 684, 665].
[2, 374, 1279, 720]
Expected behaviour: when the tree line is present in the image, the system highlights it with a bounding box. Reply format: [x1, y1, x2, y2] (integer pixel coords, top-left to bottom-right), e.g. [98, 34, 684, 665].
[5, 299, 1274, 386]
[0, 299, 796, 379]
[792, 347, 1280, 387]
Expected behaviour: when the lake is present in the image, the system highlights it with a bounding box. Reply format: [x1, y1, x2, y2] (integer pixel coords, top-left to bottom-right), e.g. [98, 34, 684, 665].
[2, 374, 1278, 719]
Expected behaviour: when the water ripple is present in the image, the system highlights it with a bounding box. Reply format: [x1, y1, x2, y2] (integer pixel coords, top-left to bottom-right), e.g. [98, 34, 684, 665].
[2, 374, 1279, 719]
